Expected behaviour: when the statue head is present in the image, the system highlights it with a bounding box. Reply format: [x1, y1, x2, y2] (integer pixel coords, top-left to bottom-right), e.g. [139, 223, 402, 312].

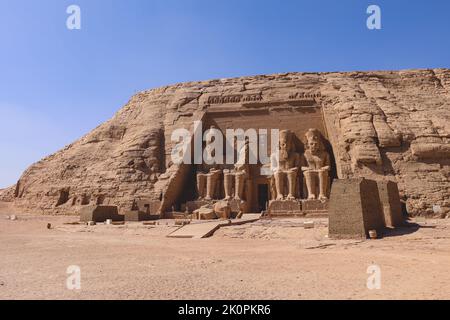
[279, 130, 294, 160]
[305, 128, 324, 155]
[236, 136, 250, 165]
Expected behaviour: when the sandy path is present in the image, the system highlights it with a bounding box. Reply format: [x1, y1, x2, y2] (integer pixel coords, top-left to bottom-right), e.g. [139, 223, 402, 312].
[1, 202, 449, 300]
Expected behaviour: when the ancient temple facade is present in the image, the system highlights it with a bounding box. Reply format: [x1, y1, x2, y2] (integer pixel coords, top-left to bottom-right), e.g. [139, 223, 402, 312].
[158, 91, 337, 218]
[3, 70, 449, 219]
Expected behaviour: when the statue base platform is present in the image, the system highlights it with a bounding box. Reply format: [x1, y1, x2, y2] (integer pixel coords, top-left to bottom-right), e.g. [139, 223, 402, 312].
[302, 199, 329, 216]
[268, 199, 329, 218]
[183, 199, 250, 214]
[268, 200, 303, 217]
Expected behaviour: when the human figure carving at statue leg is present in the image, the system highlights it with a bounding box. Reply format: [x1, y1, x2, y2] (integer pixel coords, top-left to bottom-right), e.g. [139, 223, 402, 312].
[223, 169, 233, 200]
[234, 171, 246, 201]
[274, 171, 285, 200]
[303, 171, 316, 200]
[318, 169, 329, 200]
[205, 168, 221, 201]
[286, 168, 298, 200]
[196, 173, 206, 200]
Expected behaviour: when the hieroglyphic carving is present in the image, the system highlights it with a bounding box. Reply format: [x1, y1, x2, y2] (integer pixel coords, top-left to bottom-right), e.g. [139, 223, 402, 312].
[208, 93, 262, 105]
[288, 92, 321, 100]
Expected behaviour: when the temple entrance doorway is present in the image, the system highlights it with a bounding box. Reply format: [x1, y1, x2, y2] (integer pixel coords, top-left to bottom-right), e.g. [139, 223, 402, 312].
[258, 184, 269, 212]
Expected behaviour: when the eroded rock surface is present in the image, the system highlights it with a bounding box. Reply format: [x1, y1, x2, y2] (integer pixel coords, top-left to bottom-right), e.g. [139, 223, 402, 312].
[1, 69, 449, 217]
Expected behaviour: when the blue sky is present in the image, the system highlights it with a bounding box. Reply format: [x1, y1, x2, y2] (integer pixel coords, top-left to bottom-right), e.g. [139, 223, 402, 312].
[0, 0, 449, 188]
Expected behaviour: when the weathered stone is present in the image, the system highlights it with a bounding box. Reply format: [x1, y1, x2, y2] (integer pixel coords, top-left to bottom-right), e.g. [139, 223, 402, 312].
[79, 205, 124, 223]
[376, 180, 405, 227]
[268, 200, 302, 217]
[193, 206, 216, 220]
[328, 178, 385, 239]
[304, 221, 315, 229]
[0, 69, 448, 218]
[213, 201, 232, 219]
[175, 219, 191, 226]
[123, 210, 158, 222]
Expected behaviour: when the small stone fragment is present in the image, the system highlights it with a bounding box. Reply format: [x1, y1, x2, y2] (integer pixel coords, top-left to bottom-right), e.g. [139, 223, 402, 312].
[304, 221, 315, 229]
[369, 230, 378, 239]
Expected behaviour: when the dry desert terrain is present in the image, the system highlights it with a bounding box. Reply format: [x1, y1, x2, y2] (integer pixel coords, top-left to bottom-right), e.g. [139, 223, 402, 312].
[1, 201, 449, 300]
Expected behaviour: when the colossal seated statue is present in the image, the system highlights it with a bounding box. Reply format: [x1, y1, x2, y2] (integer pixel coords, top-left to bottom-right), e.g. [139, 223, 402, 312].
[196, 125, 222, 201]
[301, 128, 331, 201]
[270, 130, 302, 200]
[223, 138, 250, 201]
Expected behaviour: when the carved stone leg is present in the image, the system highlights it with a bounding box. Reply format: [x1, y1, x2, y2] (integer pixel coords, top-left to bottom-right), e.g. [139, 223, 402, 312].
[197, 173, 206, 199]
[304, 171, 316, 200]
[206, 171, 220, 200]
[223, 172, 233, 200]
[234, 172, 246, 201]
[274, 171, 285, 200]
[286, 169, 298, 200]
[318, 170, 329, 200]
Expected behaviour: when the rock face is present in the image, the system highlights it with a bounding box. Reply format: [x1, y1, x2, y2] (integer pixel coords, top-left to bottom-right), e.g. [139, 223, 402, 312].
[1, 69, 449, 217]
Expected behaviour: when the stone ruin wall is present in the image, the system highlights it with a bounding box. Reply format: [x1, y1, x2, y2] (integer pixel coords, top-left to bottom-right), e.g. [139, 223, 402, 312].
[0, 69, 449, 217]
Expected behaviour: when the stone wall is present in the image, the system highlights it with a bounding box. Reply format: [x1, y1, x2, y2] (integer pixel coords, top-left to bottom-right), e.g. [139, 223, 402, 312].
[1, 69, 449, 217]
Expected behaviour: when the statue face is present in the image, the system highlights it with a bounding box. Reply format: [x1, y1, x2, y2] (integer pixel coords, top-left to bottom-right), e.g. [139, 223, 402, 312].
[308, 140, 320, 154]
[279, 130, 292, 160]
[305, 129, 323, 154]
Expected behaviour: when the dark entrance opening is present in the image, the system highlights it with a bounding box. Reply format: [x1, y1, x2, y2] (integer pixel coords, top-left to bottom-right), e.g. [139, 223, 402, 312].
[258, 184, 269, 212]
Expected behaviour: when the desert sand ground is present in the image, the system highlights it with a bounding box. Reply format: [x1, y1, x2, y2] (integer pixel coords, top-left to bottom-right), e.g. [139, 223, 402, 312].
[1, 201, 449, 300]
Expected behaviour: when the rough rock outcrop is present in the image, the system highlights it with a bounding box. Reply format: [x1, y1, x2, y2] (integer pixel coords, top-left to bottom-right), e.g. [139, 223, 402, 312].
[1, 69, 449, 217]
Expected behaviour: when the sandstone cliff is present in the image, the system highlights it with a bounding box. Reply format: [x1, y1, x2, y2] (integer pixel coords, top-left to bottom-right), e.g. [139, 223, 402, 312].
[1, 69, 449, 217]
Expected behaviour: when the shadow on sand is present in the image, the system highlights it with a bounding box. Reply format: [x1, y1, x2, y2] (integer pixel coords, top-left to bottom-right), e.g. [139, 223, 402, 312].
[381, 220, 436, 238]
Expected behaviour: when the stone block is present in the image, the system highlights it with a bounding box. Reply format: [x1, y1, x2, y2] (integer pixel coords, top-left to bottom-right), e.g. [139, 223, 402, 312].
[123, 210, 159, 222]
[376, 180, 404, 227]
[79, 205, 124, 223]
[268, 200, 302, 217]
[185, 200, 215, 213]
[228, 199, 250, 214]
[134, 199, 161, 214]
[328, 178, 385, 239]
[304, 221, 315, 229]
[214, 201, 232, 219]
[302, 199, 329, 212]
[193, 206, 216, 220]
